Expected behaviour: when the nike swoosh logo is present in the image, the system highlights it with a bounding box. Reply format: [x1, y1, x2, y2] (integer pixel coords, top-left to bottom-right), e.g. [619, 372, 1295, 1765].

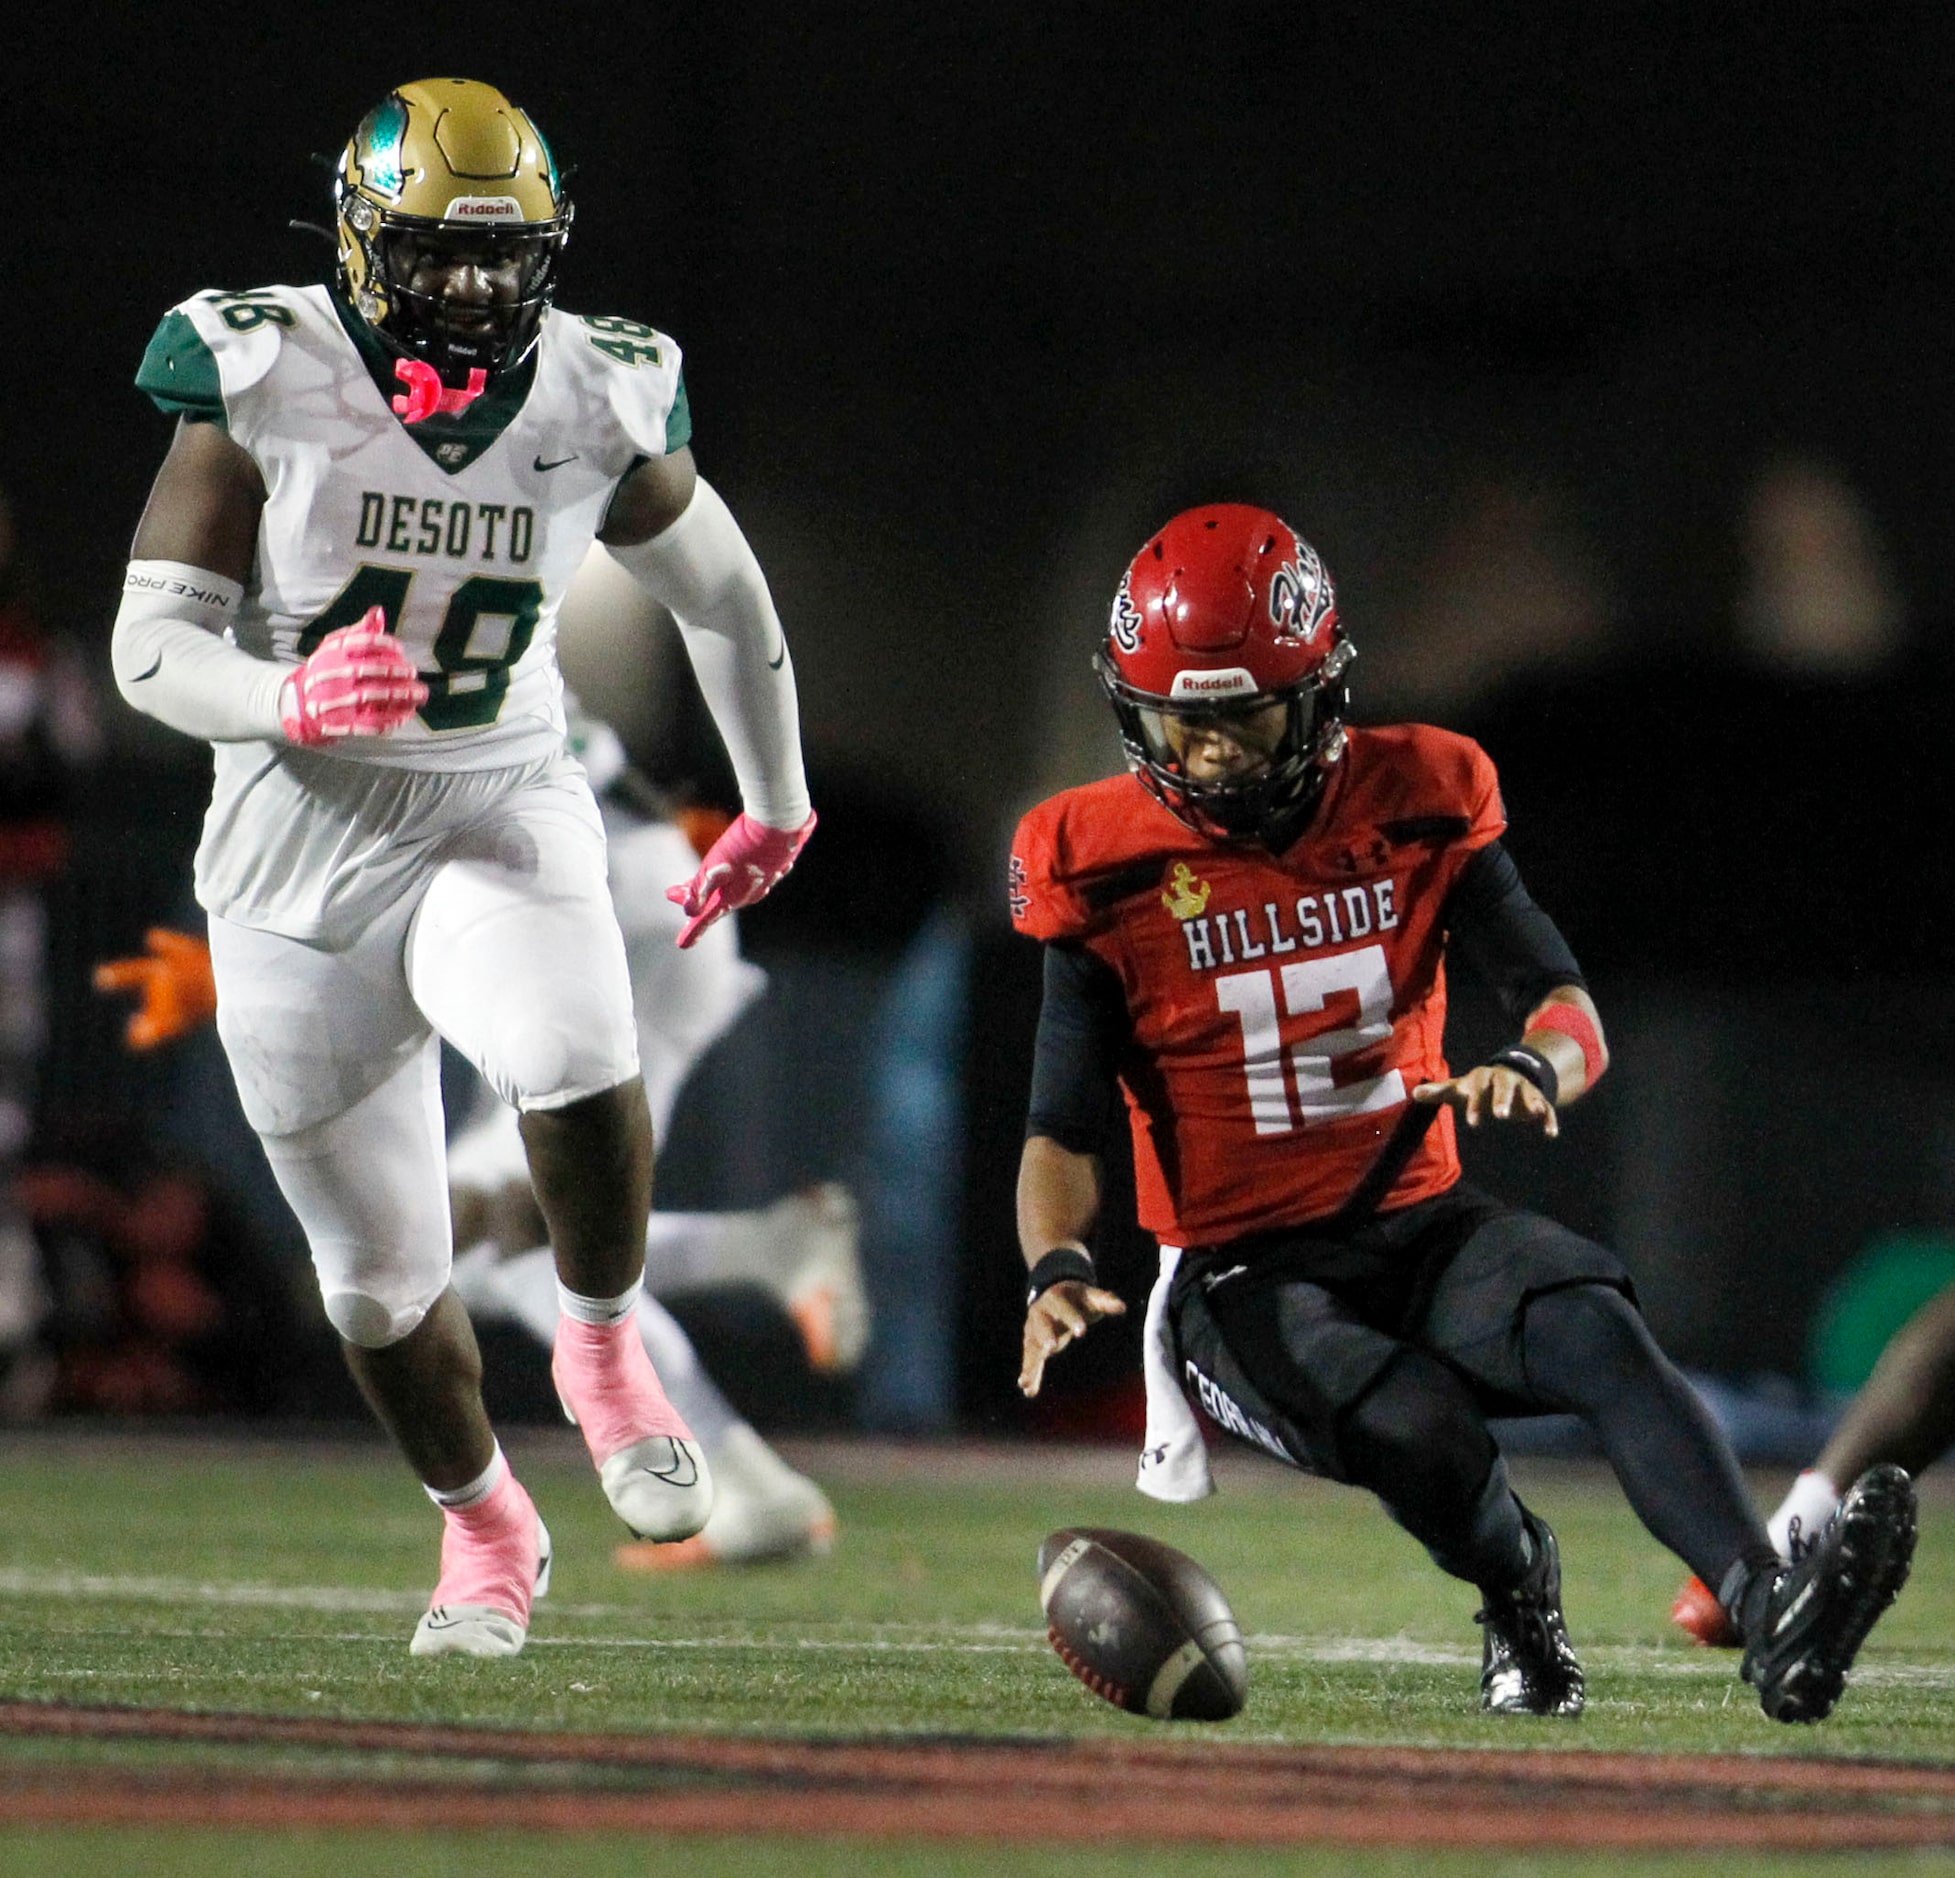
[132, 654, 163, 682]
[767, 643, 786, 670]
[636, 1444, 700, 1489]
[533, 453, 579, 472]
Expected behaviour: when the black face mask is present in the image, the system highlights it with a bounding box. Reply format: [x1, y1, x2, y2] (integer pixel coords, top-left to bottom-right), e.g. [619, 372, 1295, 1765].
[1096, 642, 1354, 848]
[368, 218, 568, 380]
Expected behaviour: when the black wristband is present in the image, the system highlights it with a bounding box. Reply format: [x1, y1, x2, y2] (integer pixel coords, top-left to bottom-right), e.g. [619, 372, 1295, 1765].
[1488, 1045, 1559, 1106]
[1026, 1245, 1097, 1308]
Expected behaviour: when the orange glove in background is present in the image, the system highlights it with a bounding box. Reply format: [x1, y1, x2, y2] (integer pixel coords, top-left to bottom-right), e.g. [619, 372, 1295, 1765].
[93, 928, 217, 1050]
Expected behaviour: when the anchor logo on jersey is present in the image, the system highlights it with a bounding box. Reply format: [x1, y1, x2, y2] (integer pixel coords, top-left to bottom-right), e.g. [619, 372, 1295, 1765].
[1161, 862, 1211, 920]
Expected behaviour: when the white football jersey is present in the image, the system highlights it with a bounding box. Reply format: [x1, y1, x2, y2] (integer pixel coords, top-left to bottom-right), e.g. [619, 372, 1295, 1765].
[138, 283, 689, 773]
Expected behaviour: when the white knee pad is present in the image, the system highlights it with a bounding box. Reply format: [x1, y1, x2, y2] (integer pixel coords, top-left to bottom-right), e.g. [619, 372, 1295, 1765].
[256, 1040, 454, 1350]
[321, 1283, 439, 1351]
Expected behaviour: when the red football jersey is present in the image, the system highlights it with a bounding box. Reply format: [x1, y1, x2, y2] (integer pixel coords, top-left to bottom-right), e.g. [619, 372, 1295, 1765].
[1011, 724, 1505, 1245]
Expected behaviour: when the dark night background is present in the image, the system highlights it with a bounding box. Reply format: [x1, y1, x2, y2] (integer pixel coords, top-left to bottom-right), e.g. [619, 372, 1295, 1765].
[4, 4, 1953, 1435]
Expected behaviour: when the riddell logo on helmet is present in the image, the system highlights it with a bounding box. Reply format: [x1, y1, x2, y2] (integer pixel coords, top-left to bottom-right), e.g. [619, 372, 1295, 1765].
[444, 196, 525, 221]
[1169, 668, 1257, 699]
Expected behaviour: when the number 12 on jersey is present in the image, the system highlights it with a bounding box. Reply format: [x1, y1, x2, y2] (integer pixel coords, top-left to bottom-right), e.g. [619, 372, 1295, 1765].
[1216, 946, 1405, 1134]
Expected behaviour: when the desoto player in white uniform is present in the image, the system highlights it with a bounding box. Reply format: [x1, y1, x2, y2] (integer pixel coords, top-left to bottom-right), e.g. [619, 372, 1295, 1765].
[110, 77, 816, 1657]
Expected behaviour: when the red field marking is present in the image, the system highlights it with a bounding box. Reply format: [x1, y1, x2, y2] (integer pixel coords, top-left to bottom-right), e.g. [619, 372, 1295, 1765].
[8, 1701, 1955, 1800]
[4, 1765, 1955, 1851]
[3, 1702, 1955, 1849]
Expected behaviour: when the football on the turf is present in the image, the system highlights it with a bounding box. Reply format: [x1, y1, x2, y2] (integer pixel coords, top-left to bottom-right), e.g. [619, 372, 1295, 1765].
[1037, 1527, 1247, 1720]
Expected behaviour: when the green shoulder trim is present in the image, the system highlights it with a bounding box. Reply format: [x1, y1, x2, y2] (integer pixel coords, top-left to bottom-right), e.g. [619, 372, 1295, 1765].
[329, 287, 538, 476]
[136, 310, 226, 428]
[666, 372, 692, 453]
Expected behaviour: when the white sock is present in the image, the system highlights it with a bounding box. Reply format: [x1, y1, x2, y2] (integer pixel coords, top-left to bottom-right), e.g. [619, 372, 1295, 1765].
[557, 1278, 643, 1327]
[1769, 1468, 1841, 1560]
[425, 1444, 508, 1510]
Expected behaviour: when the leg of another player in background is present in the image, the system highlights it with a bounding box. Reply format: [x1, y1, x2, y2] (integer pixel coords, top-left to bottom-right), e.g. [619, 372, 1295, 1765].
[1750, 1283, 1955, 1561]
[1811, 1283, 1955, 1500]
[1670, 1284, 1955, 1646]
[641, 1187, 867, 1374]
[447, 1098, 867, 1376]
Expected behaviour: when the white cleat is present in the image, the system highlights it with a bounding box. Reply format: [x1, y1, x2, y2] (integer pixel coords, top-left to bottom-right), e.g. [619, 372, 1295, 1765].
[598, 1434, 714, 1542]
[410, 1516, 553, 1659]
[772, 1184, 870, 1375]
[616, 1424, 834, 1572]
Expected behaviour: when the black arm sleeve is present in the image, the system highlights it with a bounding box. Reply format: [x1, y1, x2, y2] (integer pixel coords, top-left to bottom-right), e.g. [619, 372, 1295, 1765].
[1024, 942, 1130, 1154]
[1444, 839, 1587, 1029]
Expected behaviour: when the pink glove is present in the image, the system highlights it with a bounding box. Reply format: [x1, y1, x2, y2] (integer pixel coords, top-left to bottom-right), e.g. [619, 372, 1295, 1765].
[665, 810, 816, 948]
[279, 607, 428, 746]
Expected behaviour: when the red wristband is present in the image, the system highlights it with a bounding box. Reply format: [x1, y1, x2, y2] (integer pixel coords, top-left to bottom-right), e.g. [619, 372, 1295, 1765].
[1529, 1001, 1605, 1087]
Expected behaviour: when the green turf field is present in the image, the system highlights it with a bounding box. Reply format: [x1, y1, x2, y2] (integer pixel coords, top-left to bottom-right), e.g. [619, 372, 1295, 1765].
[0, 1427, 1950, 1874]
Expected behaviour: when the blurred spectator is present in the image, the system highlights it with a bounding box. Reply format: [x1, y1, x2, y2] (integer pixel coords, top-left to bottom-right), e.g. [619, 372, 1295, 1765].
[1464, 450, 1944, 981]
[1734, 453, 1906, 679]
[11, 1129, 316, 1419]
[0, 489, 101, 1404]
[1363, 476, 1620, 722]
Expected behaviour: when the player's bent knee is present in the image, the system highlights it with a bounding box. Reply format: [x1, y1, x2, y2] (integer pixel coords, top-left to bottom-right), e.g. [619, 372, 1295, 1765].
[1340, 1353, 1493, 1493]
[491, 1017, 577, 1109]
[322, 1284, 438, 1349]
[1524, 1281, 1647, 1362]
[480, 994, 638, 1114]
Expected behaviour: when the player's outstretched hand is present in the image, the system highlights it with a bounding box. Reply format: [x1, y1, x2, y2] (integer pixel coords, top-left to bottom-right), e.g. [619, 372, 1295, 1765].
[1413, 1063, 1559, 1138]
[1019, 1280, 1127, 1398]
[665, 809, 816, 948]
[93, 927, 218, 1050]
[279, 606, 428, 746]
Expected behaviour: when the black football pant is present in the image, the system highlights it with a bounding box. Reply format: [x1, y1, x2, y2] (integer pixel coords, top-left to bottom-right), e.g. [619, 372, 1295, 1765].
[1334, 1282, 1775, 1595]
[1175, 1191, 1777, 1599]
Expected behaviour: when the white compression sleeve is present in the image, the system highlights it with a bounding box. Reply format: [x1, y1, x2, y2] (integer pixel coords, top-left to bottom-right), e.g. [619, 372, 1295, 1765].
[113, 562, 287, 742]
[604, 481, 812, 828]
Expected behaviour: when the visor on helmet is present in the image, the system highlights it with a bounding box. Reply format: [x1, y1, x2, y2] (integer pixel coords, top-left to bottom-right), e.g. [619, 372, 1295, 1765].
[1097, 640, 1353, 844]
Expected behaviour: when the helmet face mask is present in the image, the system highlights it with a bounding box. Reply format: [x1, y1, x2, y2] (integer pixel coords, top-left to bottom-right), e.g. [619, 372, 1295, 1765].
[1098, 505, 1354, 846]
[335, 79, 572, 381]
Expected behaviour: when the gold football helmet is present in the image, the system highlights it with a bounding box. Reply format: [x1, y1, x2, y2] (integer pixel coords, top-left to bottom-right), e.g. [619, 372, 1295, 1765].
[334, 77, 572, 379]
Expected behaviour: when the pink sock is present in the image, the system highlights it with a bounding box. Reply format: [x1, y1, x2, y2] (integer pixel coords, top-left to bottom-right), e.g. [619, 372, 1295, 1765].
[429, 1471, 543, 1622]
[553, 1315, 693, 1465]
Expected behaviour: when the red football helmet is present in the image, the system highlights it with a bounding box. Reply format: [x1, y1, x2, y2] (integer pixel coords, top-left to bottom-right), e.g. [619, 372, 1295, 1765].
[1097, 503, 1354, 842]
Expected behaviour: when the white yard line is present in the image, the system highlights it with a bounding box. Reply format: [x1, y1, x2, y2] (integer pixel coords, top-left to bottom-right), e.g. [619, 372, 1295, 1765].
[0, 1569, 1947, 1686]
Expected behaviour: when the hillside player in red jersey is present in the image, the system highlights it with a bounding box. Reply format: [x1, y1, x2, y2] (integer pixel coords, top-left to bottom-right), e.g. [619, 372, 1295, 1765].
[1009, 503, 1916, 1722]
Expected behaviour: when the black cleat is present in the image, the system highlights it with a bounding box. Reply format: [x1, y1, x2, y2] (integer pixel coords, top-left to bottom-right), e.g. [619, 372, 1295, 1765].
[1742, 1463, 1916, 1724]
[1478, 1509, 1584, 1717]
